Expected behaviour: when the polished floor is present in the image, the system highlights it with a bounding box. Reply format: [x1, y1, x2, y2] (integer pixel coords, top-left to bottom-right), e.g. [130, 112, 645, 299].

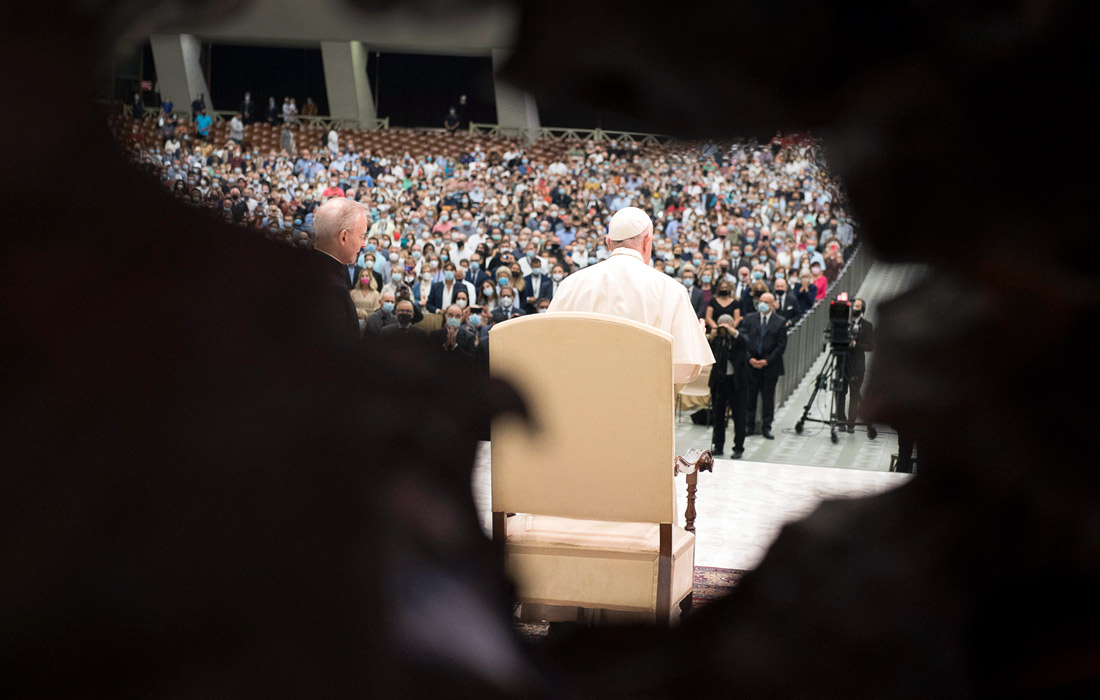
[474, 263, 923, 570]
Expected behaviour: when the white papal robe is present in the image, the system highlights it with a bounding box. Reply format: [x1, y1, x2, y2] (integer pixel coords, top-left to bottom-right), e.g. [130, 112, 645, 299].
[548, 247, 715, 383]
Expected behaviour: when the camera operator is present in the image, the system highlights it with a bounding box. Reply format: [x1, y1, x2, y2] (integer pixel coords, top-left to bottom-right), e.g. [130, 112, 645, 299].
[707, 313, 750, 458]
[836, 297, 875, 432]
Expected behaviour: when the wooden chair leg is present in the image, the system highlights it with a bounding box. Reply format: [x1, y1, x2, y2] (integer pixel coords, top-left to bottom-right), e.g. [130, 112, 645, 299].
[684, 470, 699, 533]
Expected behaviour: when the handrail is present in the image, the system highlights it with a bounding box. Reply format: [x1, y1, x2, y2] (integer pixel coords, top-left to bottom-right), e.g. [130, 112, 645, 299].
[468, 122, 673, 145]
[773, 239, 873, 410]
[120, 105, 389, 131]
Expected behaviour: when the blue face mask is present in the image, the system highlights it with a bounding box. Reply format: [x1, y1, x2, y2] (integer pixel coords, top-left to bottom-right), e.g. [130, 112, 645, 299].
[413, 250, 422, 260]
[752, 271, 763, 280]
[446, 317, 461, 328]
[468, 314, 482, 327]
[757, 301, 769, 314]
[701, 275, 712, 284]
[587, 257, 598, 266]
[444, 270, 455, 281]
[664, 265, 675, 274]
[470, 261, 480, 271]
[498, 277, 510, 286]
[366, 244, 377, 253]
[525, 251, 535, 260]
[382, 301, 395, 313]
[684, 278, 694, 288]
[776, 272, 785, 279]
[807, 246, 816, 253]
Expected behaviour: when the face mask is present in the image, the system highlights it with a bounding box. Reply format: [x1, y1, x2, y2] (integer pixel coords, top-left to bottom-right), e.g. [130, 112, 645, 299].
[718, 288, 732, 296]
[389, 253, 399, 263]
[441, 254, 449, 263]
[683, 278, 694, 288]
[531, 267, 541, 276]
[360, 277, 371, 287]
[757, 302, 769, 314]
[538, 308, 548, 314]
[852, 307, 863, 317]
[470, 261, 480, 271]
[430, 260, 439, 269]
[551, 273, 563, 282]
[444, 270, 455, 281]
[525, 251, 535, 260]
[588, 256, 598, 265]
[701, 275, 712, 284]
[776, 272, 785, 279]
[483, 288, 494, 297]
[498, 277, 509, 286]
[446, 316, 461, 328]
[469, 314, 482, 327]
[412, 250, 422, 260]
[752, 271, 763, 280]
[382, 302, 395, 313]
[502, 296, 514, 306]
[397, 313, 413, 327]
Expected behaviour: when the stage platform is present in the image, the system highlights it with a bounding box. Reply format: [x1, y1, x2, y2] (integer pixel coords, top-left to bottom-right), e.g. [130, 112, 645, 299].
[472, 443, 911, 571]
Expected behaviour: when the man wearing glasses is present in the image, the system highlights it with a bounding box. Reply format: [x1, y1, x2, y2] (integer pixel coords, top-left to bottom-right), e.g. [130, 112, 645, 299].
[312, 198, 371, 346]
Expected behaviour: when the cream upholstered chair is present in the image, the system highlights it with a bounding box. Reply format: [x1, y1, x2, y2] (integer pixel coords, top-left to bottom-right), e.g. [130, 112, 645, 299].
[489, 312, 696, 626]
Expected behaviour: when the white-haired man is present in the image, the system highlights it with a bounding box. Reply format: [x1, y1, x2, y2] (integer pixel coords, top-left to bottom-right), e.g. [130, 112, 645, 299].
[312, 197, 369, 346]
[548, 206, 714, 383]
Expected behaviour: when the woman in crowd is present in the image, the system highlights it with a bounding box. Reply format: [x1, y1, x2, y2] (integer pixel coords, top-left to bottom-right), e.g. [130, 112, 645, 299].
[706, 278, 742, 332]
[823, 241, 844, 283]
[453, 288, 471, 313]
[809, 262, 828, 301]
[478, 280, 497, 308]
[351, 270, 381, 317]
[795, 270, 817, 312]
[698, 264, 716, 308]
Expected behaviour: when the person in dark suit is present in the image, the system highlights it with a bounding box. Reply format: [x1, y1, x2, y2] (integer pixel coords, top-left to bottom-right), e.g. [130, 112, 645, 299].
[426, 262, 463, 313]
[239, 91, 256, 124]
[733, 266, 755, 317]
[836, 298, 875, 432]
[379, 299, 426, 339]
[708, 313, 751, 458]
[311, 197, 369, 347]
[772, 277, 802, 327]
[343, 262, 363, 290]
[742, 293, 787, 439]
[682, 270, 707, 319]
[364, 290, 397, 335]
[465, 255, 491, 291]
[522, 259, 553, 314]
[428, 304, 475, 361]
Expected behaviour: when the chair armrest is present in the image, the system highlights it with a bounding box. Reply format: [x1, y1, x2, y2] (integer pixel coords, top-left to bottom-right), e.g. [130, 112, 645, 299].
[674, 449, 714, 476]
[673, 449, 713, 534]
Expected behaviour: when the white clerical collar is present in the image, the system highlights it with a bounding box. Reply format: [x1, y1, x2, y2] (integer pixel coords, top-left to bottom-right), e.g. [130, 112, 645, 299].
[610, 248, 644, 262]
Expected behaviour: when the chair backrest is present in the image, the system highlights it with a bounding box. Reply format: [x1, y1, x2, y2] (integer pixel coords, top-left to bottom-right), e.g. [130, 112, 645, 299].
[490, 312, 675, 524]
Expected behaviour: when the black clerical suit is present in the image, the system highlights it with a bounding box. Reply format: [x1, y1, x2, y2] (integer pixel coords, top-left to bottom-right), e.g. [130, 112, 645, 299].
[311, 249, 361, 347]
[835, 314, 875, 427]
[741, 310, 787, 434]
[708, 324, 751, 454]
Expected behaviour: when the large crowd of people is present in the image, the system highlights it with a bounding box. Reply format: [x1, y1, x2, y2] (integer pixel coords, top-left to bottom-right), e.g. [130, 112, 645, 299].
[119, 115, 858, 361]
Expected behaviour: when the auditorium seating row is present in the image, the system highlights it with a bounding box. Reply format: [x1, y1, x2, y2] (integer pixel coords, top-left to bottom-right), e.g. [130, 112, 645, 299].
[108, 112, 599, 163]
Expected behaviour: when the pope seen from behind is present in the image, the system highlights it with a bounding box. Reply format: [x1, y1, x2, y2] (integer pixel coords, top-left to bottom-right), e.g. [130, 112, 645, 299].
[548, 206, 715, 383]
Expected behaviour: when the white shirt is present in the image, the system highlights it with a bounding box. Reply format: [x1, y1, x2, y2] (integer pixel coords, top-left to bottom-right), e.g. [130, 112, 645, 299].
[548, 247, 715, 383]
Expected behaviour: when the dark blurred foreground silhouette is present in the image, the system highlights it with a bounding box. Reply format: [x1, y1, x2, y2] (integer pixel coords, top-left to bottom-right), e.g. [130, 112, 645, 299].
[2, 1, 1097, 698]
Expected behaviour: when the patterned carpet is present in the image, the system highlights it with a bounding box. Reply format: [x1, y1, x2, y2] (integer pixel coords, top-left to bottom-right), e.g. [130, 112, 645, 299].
[513, 566, 746, 641]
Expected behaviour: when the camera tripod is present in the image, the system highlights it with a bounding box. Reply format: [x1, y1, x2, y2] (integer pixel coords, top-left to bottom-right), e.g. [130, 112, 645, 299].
[794, 348, 878, 444]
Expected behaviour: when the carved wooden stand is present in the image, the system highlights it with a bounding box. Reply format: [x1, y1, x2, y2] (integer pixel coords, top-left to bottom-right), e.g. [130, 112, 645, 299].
[674, 448, 714, 533]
